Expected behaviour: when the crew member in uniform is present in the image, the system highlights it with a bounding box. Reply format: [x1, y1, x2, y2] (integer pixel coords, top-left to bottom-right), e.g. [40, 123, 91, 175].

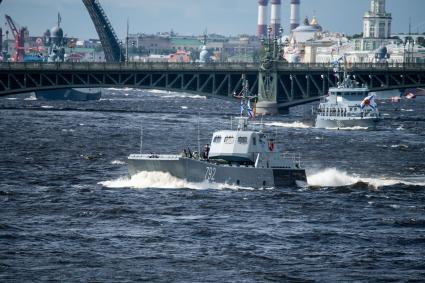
[203, 144, 210, 160]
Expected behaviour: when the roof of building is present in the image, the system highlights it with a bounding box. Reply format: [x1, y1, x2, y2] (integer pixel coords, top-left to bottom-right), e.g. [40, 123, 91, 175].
[170, 38, 201, 48]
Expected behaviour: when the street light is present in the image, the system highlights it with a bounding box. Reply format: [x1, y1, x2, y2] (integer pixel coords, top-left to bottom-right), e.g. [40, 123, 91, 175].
[119, 40, 123, 63]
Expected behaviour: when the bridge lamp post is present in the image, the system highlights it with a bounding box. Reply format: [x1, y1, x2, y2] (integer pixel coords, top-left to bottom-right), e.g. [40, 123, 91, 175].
[132, 41, 136, 62]
[119, 40, 123, 63]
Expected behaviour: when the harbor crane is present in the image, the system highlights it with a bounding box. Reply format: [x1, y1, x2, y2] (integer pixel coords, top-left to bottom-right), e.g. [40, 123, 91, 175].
[5, 14, 27, 62]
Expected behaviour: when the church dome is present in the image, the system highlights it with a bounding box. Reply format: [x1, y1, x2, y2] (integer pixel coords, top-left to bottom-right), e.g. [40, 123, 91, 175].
[310, 16, 323, 32]
[293, 16, 317, 33]
[293, 25, 317, 33]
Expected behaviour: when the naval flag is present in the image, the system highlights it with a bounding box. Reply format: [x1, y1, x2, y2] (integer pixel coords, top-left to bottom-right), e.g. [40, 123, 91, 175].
[361, 94, 377, 111]
[240, 101, 255, 119]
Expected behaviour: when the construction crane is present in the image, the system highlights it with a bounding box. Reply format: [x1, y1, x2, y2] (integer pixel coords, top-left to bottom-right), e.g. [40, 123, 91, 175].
[5, 14, 27, 62]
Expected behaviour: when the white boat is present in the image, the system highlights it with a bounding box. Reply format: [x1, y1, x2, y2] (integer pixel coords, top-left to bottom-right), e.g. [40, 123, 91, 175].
[315, 71, 380, 129]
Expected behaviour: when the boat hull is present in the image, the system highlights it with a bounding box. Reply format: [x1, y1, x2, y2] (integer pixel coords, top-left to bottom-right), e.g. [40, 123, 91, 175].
[127, 155, 306, 188]
[315, 117, 379, 129]
[35, 89, 101, 101]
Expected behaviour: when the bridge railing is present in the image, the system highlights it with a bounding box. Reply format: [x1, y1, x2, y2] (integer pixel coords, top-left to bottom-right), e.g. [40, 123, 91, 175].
[1, 61, 425, 72]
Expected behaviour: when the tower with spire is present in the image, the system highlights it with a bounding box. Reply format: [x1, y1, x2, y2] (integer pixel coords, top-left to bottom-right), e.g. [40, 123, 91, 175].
[361, 0, 392, 50]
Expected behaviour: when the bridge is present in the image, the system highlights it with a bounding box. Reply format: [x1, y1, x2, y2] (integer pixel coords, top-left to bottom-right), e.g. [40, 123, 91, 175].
[0, 62, 424, 111]
[1, 0, 125, 62]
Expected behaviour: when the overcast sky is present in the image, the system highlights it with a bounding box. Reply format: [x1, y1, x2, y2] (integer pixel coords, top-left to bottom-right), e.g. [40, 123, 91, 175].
[1, 0, 424, 39]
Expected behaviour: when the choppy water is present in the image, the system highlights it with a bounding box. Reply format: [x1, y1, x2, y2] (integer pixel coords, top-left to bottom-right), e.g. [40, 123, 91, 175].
[1, 89, 424, 282]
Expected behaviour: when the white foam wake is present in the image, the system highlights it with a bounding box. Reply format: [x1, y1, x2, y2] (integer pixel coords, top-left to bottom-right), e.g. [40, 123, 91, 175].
[266, 121, 311, 129]
[99, 171, 255, 191]
[106, 87, 135, 91]
[325, 126, 369, 131]
[307, 168, 425, 188]
[147, 89, 206, 99]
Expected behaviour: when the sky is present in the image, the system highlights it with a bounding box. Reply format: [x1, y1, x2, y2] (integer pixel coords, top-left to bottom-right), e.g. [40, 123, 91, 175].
[1, 0, 424, 39]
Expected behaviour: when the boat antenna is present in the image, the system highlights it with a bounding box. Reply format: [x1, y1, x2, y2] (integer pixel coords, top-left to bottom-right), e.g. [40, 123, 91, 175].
[126, 18, 129, 63]
[140, 124, 143, 155]
[197, 112, 201, 160]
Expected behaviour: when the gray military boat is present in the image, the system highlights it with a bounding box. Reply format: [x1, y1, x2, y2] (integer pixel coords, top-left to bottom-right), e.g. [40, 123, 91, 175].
[314, 60, 380, 129]
[315, 78, 380, 129]
[127, 78, 307, 188]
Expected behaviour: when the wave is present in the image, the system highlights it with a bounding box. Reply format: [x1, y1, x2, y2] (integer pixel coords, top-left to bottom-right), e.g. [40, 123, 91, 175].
[147, 89, 206, 99]
[100, 169, 424, 191]
[24, 96, 37, 101]
[110, 160, 126, 165]
[162, 94, 206, 99]
[266, 121, 311, 129]
[99, 171, 256, 191]
[106, 87, 135, 91]
[307, 168, 425, 188]
[325, 126, 369, 131]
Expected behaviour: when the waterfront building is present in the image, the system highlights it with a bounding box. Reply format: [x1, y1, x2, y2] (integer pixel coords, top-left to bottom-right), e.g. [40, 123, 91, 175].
[354, 0, 395, 51]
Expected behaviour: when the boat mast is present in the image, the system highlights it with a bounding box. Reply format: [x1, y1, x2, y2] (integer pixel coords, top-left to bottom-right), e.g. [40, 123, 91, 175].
[140, 125, 143, 155]
[235, 74, 257, 130]
[197, 112, 201, 160]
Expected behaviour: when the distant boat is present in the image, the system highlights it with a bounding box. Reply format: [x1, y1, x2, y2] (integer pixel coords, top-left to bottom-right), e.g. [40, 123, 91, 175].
[314, 75, 380, 129]
[35, 88, 101, 101]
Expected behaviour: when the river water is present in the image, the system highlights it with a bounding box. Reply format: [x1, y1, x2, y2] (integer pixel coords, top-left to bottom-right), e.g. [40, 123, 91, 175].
[1, 88, 424, 282]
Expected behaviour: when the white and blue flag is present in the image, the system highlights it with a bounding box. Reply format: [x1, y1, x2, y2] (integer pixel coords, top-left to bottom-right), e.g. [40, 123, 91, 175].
[361, 94, 377, 111]
[240, 100, 255, 119]
[247, 101, 254, 119]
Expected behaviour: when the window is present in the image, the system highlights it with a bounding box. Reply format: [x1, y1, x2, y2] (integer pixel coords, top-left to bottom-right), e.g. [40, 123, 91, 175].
[252, 137, 257, 145]
[238, 137, 248, 144]
[224, 136, 234, 144]
[379, 22, 386, 38]
[213, 136, 221, 143]
[369, 24, 375, 38]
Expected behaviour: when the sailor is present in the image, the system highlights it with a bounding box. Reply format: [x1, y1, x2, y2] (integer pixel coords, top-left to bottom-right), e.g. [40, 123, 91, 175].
[203, 144, 210, 160]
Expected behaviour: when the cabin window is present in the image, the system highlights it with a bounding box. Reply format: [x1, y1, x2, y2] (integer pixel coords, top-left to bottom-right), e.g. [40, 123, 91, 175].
[238, 137, 248, 144]
[252, 137, 257, 145]
[224, 136, 234, 144]
[213, 136, 221, 143]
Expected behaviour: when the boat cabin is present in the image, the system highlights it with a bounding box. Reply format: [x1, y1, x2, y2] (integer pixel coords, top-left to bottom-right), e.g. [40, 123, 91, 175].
[327, 87, 369, 104]
[209, 129, 275, 163]
[208, 118, 274, 164]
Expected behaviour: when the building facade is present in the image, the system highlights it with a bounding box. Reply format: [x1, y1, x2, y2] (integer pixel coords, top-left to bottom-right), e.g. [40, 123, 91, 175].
[356, 0, 393, 51]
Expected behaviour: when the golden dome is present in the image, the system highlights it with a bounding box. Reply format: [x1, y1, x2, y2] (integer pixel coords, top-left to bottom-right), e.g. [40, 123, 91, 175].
[310, 16, 318, 26]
